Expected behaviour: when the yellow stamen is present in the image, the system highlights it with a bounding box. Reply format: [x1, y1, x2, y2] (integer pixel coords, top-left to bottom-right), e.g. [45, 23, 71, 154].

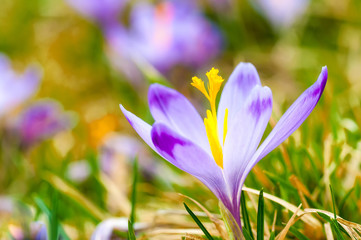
[223, 108, 228, 144]
[204, 110, 223, 167]
[191, 68, 228, 168]
[191, 76, 210, 100]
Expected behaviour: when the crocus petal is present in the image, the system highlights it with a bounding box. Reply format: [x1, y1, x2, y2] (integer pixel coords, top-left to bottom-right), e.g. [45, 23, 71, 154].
[91, 217, 149, 240]
[223, 85, 273, 204]
[243, 66, 328, 181]
[217, 63, 262, 139]
[0, 61, 41, 117]
[151, 123, 230, 205]
[148, 84, 210, 153]
[119, 104, 156, 152]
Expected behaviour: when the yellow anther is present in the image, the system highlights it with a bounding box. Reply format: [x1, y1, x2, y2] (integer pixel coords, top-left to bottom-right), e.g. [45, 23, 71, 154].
[206, 68, 224, 114]
[191, 68, 227, 169]
[223, 108, 228, 144]
[191, 76, 209, 100]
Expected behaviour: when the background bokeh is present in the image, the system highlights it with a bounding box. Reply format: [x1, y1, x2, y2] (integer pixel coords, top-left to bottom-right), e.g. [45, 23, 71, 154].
[1, 0, 361, 239]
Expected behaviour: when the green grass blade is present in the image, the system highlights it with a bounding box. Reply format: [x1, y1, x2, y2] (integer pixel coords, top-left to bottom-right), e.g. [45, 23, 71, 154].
[339, 187, 354, 212]
[183, 202, 214, 240]
[329, 185, 337, 219]
[243, 227, 255, 240]
[241, 191, 254, 240]
[289, 226, 310, 240]
[130, 157, 138, 224]
[128, 220, 136, 240]
[58, 226, 70, 240]
[317, 211, 347, 239]
[34, 196, 58, 240]
[263, 171, 297, 193]
[34, 196, 51, 216]
[316, 212, 332, 222]
[50, 191, 59, 240]
[257, 189, 264, 240]
[269, 232, 275, 240]
[34, 193, 69, 240]
[330, 220, 345, 240]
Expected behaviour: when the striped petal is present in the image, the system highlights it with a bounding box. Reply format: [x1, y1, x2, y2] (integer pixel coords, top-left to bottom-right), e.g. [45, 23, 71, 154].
[243, 66, 328, 183]
[223, 85, 273, 204]
[148, 84, 210, 153]
[217, 63, 262, 139]
[151, 122, 230, 206]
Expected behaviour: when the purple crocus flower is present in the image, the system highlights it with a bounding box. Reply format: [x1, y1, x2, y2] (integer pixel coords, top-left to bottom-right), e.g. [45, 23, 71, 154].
[0, 54, 40, 117]
[12, 100, 74, 148]
[123, 0, 222, 73]
[120, 62, 327, 228]
[253, 0, 309, 28]
[67, 0, 222, 78]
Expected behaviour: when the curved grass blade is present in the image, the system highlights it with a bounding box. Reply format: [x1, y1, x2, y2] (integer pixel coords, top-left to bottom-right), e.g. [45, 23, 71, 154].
[330, 220, 346, 240]
[269, 232, 275, 240]
[289, 226, 310, 240]
[329, 185, 337, 219]
[34, 194, 70, 240]
[314, 211, 346, 239]
[257, 189, 264, 240]
[184, 202, 214, 240]
[43, 172, 107, 220]
[241, 191, 254, 240]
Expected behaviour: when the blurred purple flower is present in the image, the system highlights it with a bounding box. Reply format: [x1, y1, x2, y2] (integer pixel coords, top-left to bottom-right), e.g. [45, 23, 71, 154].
[67, 0, 222, 78]
[120, 62, 327, 227]
[0, 54, 41, 117]
[100, 134, 157, 180]
[254, 0, 309, 28]
[66, 0, 128, 26]
[126, 1, 222, 73]
[12, 100, 74, 148]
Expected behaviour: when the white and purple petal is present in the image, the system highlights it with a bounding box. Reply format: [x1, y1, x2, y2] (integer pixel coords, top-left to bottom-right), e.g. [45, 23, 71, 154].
[217, 63, 262, 139]
[223, 85, 273, 209]
[119, 104, 157, 152]
[148, 84, 210, 153]
[0, 55, 41, 117]
[243, 66, 328, 183]
[151, 123, 231, 207]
